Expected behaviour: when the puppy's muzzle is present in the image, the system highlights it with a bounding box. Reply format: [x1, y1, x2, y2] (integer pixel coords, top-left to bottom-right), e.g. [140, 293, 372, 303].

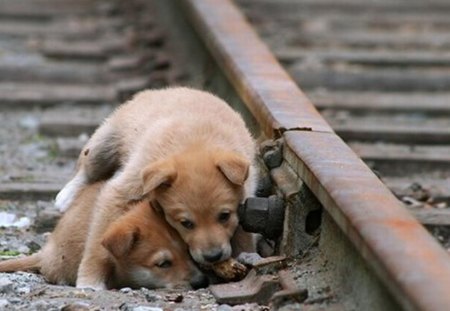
[202, 248, 224, 263]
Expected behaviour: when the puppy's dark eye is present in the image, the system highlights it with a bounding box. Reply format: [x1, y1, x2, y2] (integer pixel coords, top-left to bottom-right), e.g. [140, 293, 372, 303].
[156, 260, 172, 268]
[218, 211, 231, 223]
[181, 219, 195, 230]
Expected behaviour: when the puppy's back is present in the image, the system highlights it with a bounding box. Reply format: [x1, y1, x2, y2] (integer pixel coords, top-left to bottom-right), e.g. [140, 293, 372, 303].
[108, 88, 255, 156]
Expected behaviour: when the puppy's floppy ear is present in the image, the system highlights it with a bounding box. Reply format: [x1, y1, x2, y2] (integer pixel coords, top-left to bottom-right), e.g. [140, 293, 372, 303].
[141, 160, 177, 196]
[215, 151, 250, 186]
[102, 224, 140, 259]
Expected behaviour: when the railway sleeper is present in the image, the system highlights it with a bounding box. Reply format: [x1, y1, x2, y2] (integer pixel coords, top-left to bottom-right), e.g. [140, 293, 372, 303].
[1, 0, 449, 309]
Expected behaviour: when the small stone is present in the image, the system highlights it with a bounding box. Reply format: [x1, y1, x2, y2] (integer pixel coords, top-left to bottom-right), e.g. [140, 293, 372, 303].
[236, 252, 263, 266]
[0, 277, 14, 293]
[18, 245, 30, 254]
[0, 212, 17, 227]
[19, 115, 39, 130]
[8, 297, 21, 304]
[401, 196, 422, 208]
[165, 293, 183, 303]
[0, 299, 10, 308]
[78, 133, 89, 142]
[140, 289, 160, 302]
[26, 240, 42, 253]
[17, 285, 31, 294]
[0, 212, 31, 228]
[120, 287, 132, 293]
[14, 216, 31, 228]
[436, 202, 447, 209]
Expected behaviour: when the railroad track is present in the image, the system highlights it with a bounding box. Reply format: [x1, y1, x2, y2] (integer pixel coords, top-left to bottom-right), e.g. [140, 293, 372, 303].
[0, 0, 449, 310]
[236, 0, 450, 250]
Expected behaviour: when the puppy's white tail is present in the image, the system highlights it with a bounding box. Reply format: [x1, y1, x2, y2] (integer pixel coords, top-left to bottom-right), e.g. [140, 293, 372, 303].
[55, 170, 86, 212]
[0, 253, 40, 273]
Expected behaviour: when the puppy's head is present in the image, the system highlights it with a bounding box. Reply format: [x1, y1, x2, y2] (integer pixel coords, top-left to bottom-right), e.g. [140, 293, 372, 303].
[102, 201, 207, 290]
[141, 148, 249, 265]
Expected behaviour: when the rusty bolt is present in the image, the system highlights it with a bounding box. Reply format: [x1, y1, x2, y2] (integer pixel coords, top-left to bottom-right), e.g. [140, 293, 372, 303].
[238, 195, 285, 239]
[260, 139, 283, 169]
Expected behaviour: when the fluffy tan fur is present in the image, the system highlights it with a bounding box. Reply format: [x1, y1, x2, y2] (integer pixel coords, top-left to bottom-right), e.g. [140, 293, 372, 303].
[0, 183, 203, 289]
[54, 88, 258, 289]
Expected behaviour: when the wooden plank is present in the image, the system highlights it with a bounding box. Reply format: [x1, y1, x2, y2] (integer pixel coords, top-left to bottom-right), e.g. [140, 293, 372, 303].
[0, 20, 100, 38]
[349, 142, 450, 165]
[333, 123, 450, 145]
[322, 15, 450, 31]
[307, 91, 450, 114]
[39, 116, 100, 137]
[347, 142, 450, 176]
[239, 0, 450, 13]
[41, 40, 111, 60]
[41, 36, 156, 61]
[56, 138, 85, 157]
[290, 67, 450, 91]
[0, 62, 107, 83]
[243, 9, 450, 27]
[0, 0, 96, 19]
[411, 209, 450, 226]
[276, 48, 450, 67]
[0, 83, 116, 107]
[292, 0, 450, 6]
[0, 183, 61, 201]
[294, 31, 450, 49]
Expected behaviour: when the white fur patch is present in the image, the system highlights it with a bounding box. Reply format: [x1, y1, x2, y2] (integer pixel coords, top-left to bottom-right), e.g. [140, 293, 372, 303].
[55, 171, 86, 212]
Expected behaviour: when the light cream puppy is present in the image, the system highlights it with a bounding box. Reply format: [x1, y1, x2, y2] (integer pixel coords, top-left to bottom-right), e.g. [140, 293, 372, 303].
[0, 182, 205, 290]
[55, 87, 258, 289]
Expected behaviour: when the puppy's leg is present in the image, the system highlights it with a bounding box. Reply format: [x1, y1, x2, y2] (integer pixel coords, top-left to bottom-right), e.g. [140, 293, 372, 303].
[0, 253, 40, 273]
[55, 125, 122, 212]
[76, 180, 130, 289]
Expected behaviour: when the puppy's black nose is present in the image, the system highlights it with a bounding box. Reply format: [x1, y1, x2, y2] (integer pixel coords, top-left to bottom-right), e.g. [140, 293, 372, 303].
[203, 249, 223, 263]
[190, 273, 209, 289]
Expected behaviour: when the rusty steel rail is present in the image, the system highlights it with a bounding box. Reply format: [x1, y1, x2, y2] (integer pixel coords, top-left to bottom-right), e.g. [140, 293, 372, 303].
[179, 0, 450, 310]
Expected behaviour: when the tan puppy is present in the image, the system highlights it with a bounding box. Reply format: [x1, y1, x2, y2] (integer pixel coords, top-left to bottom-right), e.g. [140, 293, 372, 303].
[0, 183, 206, 290]
[54, 87, 258, 289]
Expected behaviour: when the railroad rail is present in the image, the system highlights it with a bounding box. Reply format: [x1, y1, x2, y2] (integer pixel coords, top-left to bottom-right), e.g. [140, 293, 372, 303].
[0, 0, 449, 310]
[237, 0, 450, 246]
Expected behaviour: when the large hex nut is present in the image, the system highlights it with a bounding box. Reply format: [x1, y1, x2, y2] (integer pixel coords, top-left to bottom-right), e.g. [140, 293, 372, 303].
[238, 195, 285, 239]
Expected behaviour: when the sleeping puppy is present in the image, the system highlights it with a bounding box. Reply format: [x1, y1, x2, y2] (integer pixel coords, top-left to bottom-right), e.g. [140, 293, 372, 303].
[0, 182, 206, 290]
[54, 87, 258, 289]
